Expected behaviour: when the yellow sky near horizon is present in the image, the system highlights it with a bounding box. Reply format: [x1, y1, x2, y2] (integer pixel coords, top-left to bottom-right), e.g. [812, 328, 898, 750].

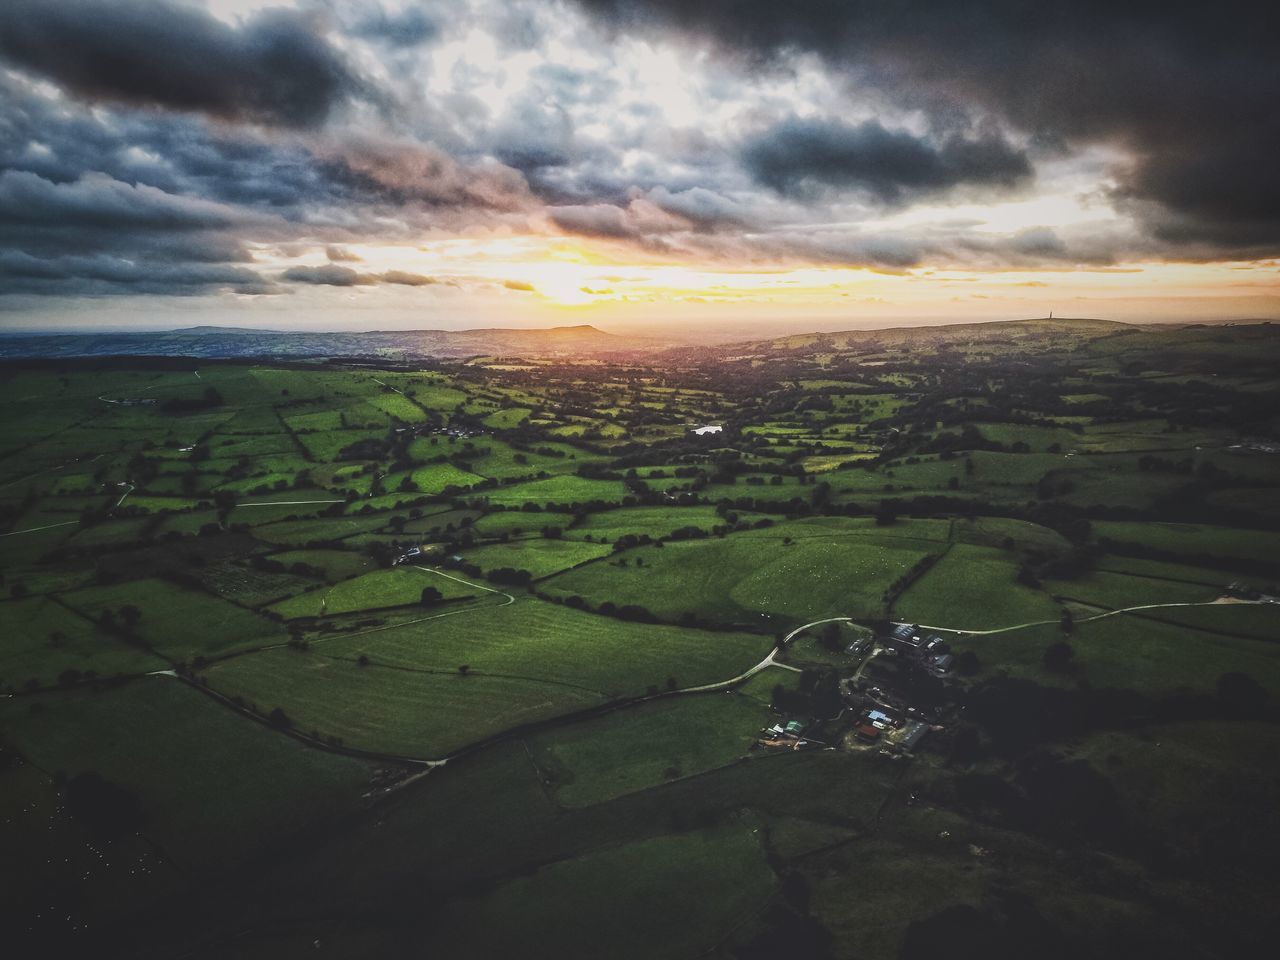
[248, 235, 1280, 324]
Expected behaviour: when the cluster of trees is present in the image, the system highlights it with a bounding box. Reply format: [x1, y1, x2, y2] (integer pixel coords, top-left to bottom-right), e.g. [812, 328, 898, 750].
[159, 386, 223, 415]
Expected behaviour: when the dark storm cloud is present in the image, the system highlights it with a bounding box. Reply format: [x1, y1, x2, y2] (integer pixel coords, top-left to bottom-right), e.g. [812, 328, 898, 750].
[0, 0, 363, 128]
[742, 119, 1032, 204]
[0, 77, 539, 296]
[576, 0, 1280, 254]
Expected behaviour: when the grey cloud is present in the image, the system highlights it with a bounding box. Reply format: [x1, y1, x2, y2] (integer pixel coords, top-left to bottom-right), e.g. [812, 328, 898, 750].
[326, 245, 364, 262]
[0, 249, 273, 296]
[281, 265, 443, 288]
[281, 264, 374, 287]
[742, 118, 1032, 205]
[0, 0, 363, 128]
[0, 170, 242, 231]
[352, 5, 441, 48]
[644, 186, 753, 229]
[548, 204, 635, 239]
[319, 138, 534, 212]
[576, 0, 1280, 254]
[380, 271, 441, 287]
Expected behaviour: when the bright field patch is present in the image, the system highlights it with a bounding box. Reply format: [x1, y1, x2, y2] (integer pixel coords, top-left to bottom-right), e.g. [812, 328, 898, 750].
[205, 598, 770, 756]
[267, 567, 478, 619]
[459, 539, 612, 580]
[203, 650, 603, 757]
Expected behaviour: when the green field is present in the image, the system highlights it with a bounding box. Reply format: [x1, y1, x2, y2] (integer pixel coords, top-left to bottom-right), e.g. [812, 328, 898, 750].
[0, 681, 372, 869]
[529, 693, 769, 806]
[60, 579, 284, 661]
[543, 529, 937, 626]
[3, 328, 1280, 958]
[0, 596, 165, 689]
[894, 544, 1063, 630]
[203, 600, 771, 755]
[1093, 519, 1280, 566]
[268, 567, 479, 619]
[421, 823, 777, 960]
[459, 538, 613, 579]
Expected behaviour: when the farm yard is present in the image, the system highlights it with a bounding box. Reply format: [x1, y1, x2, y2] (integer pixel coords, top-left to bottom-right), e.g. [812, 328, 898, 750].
[2, 319, 1279, 959]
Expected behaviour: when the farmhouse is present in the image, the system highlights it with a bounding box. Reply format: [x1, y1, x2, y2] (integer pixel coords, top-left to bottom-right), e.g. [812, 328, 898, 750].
[884, 623, 948, 661]
[866, 709, 898, 729]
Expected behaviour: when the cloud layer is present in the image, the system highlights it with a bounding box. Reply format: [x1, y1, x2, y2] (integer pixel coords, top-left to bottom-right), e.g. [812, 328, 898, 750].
[0, 0, 1275, 310]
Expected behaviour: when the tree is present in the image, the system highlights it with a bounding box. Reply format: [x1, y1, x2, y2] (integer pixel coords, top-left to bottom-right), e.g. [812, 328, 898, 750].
[1217, 671, 1269, 719]
[1059, 609, 1074, 634]
[821, 621, 843, 652]
[267, 707, 291, 729]
[458, 664, 471, 676]
[874, 500, 898, 526]
[420, 586, 444, 605]
[1043, 641, 1075, 673]
[357, 654, 370, 667]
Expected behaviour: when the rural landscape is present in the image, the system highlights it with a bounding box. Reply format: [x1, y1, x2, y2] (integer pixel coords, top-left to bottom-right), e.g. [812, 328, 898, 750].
[2, 0, 1278, 956]
[2, 316, 1278, 958]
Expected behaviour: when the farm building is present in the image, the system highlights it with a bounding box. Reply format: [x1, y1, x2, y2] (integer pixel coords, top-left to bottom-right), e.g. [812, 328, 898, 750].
[897, 721, 929, 753]
[884, 624, 948, 660]
[855, 724, 881, 743]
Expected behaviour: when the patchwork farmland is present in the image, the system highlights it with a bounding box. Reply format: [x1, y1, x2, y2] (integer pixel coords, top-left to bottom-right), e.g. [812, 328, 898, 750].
[2, 319, 1279, 958]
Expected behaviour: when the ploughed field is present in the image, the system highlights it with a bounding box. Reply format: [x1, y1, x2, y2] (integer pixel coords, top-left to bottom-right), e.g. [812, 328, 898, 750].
[2, 321, 1279, 959]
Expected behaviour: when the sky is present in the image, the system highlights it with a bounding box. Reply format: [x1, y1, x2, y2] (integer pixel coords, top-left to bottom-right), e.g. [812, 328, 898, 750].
[0, 0, 1277, 336]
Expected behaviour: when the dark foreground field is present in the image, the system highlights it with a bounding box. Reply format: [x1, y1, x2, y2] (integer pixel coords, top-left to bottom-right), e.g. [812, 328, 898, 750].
[2, 318, 1278, 958]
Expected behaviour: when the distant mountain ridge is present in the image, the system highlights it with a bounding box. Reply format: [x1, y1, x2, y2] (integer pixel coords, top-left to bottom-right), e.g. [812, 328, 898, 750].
[732, 316, 1134, 354]
[0, 324, 646, 361]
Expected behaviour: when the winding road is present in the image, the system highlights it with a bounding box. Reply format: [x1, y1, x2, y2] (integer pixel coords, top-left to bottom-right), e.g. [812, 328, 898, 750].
[143, 577, 1273, 782]
[916, 596, 1266, 637]
[675, 616, 852, 694]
